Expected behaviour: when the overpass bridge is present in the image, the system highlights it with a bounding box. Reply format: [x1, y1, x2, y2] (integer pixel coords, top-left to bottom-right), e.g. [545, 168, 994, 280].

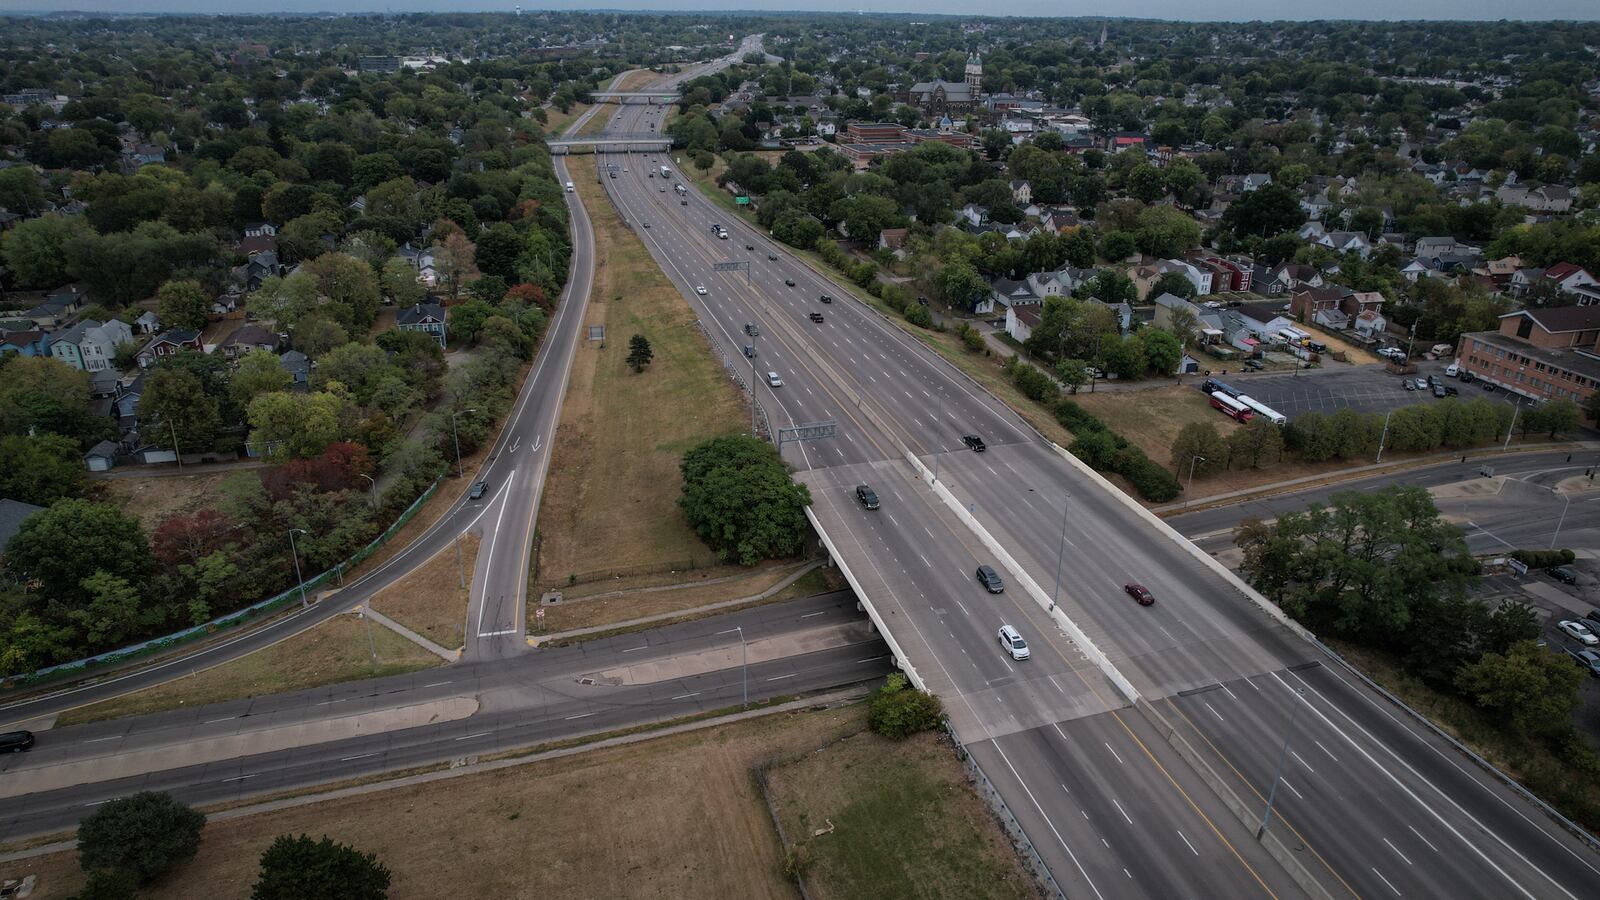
[547, 132, 671, 154]
[587, 90, 679, 104]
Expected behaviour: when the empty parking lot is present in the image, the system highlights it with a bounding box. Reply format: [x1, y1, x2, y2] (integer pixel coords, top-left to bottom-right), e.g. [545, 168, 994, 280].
[1213, 363, 1527, 419]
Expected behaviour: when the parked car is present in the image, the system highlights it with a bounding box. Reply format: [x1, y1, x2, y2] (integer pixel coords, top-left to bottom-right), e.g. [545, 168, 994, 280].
[1432, 384, 1447, 398]
[766, 371, 783, 387]
[0, 730, 33, 753]
[1550, 566, 1579, 585]
[1558, 620, 1599, 646]
[1411, 378, 1428, 391]
[1444, 386, 1459, 396]
[1482, 382, 1497, 392]
[1243, 359, 1264, 371]
[469, 480, 488, 500]
[997, 625, 1030, 660]
[962, 434, 987, 452]
[1566, 647, 1600, 677]
[1123, 583, 1155, 606]
[855, 485, 879, 510]
[976, 565, 1004, 593]
[1459, 371, 1476, 384]
[1405, 380, 1417, 391]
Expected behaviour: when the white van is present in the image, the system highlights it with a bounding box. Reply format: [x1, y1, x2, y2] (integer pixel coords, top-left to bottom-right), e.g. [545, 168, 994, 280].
[1445, 361, 1460, 378]
[565, 181, 574, 192]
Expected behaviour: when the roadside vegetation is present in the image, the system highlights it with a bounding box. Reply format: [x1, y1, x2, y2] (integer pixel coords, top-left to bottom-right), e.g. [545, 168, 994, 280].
[679, 435, 813, 566]
[1235, 485, 1600, 830]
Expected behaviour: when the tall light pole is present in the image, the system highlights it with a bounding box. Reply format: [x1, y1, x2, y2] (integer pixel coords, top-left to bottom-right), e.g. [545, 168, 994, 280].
[1257, 687, 1307, 841]
[1187, 455, 1207, 492]
[1503, 403, 1520, 451]
[359, 473, 377, 508]
[736, 624, 748, 709]
[168, 419, 183, 471]
[1375, 408, 1394, 464]
[1050, 493, 1070, 612]
[1550, 486, 1572, 550]
[449, 408, 479, 478]
[287, 527, 309, 609]
[749, 331, 759, 439]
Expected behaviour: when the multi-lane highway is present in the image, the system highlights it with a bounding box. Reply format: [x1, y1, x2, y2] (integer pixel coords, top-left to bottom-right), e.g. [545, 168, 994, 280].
[0, 592, 890, 841]
[593, 95, 1600, 897]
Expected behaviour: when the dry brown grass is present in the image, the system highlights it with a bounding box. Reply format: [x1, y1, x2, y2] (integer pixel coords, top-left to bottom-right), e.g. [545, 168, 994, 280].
[2, 704, 877, 900]
[370, 532, 478, 650]
[766, 728, 1036, 900]
[97, 471, 236, 533]
[55, 613, 440, 727]
[538, 564, 842, 635]
[533, 155, 747, 592]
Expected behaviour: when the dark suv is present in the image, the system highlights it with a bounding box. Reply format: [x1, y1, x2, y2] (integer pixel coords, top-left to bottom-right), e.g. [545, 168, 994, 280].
[962, 434, 987, 452]
[975, 565, 1004, 593]
[855, 485, 880, 510]
[1551, 566, 1579, 585]
[0, 730, 34, 752]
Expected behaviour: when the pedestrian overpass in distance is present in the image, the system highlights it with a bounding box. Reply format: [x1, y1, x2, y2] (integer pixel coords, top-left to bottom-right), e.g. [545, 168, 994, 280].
[587, 91, 679, 104]
[546, 132, 672, 154]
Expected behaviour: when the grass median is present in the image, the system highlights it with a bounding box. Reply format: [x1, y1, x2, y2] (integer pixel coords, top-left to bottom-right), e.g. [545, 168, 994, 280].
[533, 155, 747, 595]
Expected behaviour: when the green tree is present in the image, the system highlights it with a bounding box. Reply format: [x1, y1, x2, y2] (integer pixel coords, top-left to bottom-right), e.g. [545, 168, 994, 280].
[1456, 641, 1582, 740]
[247, 390, 346, 459]
[1134, 206, 1202, 259]
[1054, 358, 1090, 394]
[155, 279, 211, 332]
[142, 367, 222, 453]
[305, 253, 381, 330]
[0, 214, 92, 288]
[77, 791, 205, 886]
[627, 334, 654, 372]
[866, 673, 944, 740]
[292, 314, 348, 360]
[1526, 398, 1580, 438]
[473, 222, 523, 283]
[0, 434, 85, 504]
[1170, 422, 1229, 480]
[1222, 183, 1305, 239]
[1152, 271, 1196, 299]
[380, 257, 426, 307]
[678, 436, 812, 566]
[1227, 419, 1285, 469]
[5, 499, 151, 609]
[1099, 334, 1146, 380]
[251, 834, 391, 900]
[231, 349, 293, 410]
[1127, 164, 1167, 203]
[1137, 329, 1183, 376]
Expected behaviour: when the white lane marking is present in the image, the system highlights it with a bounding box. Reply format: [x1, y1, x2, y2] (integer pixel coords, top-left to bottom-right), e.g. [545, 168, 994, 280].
[83, 735, 121, 743]
[1111, 797, 1133, 824]
[341, 752, 380, 762]
[671, 692, 700, 700]
[1177, 830, 1199, 856]
[992, 743, 1108, 900]
[423, 680, 453, 688]
[800, 611, 826, 618]
[1292, 750, 1315, 773]
[1282, 778, 1304, 800]
[1315, 739, 1339, 761]
[510, 436, 521, 453]
[856, 655, 888, 663]
[622, 645, 649, 652]
[221, 774, 256, 783]
[478, 628, 518, 637]
[455, 731, 493, 741]
[767, 673, 797, 681]
[1384, 837, 1414, 865]
[1204, 701, 1225, 721]
[1103, 742, 1125, 765]
[1408, 825, 1440, 853]
[83, 798, 113, 806]
[715, 628, 740, 635]
[955, 600, 970, 616]
[1371, 867, 1403, 896]
[204, 716, 235, 724]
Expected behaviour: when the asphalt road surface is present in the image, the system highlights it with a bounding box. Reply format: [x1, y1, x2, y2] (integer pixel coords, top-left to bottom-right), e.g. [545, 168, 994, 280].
[594, 108, 1600, 897]
[0, 592, 888, 841]
[1225, 360, 1531, 419]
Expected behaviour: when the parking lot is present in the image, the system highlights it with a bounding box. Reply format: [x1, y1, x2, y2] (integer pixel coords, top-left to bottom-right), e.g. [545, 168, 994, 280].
[1210, 362, 1531, 419]
[1476, 567, 1600, 740]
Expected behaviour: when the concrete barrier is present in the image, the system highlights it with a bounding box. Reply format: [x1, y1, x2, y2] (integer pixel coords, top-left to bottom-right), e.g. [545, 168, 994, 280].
[805, 507, 924, 691]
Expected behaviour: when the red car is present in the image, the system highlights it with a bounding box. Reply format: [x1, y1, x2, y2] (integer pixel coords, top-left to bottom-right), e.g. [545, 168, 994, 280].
[1123, 583, 1155, 606]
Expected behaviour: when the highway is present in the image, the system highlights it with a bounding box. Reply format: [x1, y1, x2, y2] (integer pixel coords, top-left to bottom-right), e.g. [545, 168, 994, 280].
[0, 592, 890, 841]
[0, 42, 759, 729]
[594, 94, 1600, 897]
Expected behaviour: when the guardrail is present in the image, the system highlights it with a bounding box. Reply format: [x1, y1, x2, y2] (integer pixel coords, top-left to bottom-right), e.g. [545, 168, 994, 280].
[3, 479, 442, 690]
[945, 722, 1067, 900]
[805, 507, 923, 691]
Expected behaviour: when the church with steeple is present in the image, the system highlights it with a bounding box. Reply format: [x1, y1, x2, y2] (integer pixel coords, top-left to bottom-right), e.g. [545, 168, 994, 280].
[904, 52, 983, 117]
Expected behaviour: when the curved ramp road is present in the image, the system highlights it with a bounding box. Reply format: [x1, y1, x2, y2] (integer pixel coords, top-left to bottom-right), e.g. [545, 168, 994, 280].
[594, 97, 1600, 898]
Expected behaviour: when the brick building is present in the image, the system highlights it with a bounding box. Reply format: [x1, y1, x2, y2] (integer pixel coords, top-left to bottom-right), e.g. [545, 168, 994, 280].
[1456, 306, 1600, 406]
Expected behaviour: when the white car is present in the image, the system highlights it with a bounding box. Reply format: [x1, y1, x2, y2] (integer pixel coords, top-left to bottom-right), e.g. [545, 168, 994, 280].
[1559, 620, 1600, 646]
[766, 371, 783, 387]
[695, 286, 707, 295]
[998, 625, 1030, 660]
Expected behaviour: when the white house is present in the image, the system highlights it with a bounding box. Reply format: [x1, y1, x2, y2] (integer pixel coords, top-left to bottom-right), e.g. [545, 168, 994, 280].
[1160, 259, 1213, 296]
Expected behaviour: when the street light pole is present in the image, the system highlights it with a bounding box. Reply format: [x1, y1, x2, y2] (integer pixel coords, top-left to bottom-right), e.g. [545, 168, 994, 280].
[287, 527, 309, 608]
[736, 625, 748, 709]
[1503, 404, 1520, 451]
[359, 473, 377, 508]
[1187, 455, 1207, 492]
[750, 332, 758, 439]
[449, 408, 479, 478]
[1551, 487, 1572, 550]
[1257, 687, 1307, 841]
[1375, 408, 1394, 464]
[1051, 493, 1070, 611]
[168, 419, 182, 471]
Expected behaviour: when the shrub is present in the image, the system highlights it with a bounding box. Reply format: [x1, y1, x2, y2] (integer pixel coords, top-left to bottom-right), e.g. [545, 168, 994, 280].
[77, 791, 205, 886]
[251, 834, 392, 900]
[1511, 549, 1576, 569]
[1009, 360, 1059, 404]
[1055, 399, 1108, 434]
[679, 435, 812, 566]
[867, 673, 943, 739]
[1123, 456, 1183, 502]
[903, 302, 933, 328]
[957, 322, 985, 353]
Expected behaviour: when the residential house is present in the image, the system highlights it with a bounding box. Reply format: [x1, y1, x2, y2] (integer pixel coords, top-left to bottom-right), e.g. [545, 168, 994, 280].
[1187, 254, 1252, 293]
[218, 323, 281, 359]
[1413, 236, 1459, 261]
[1495, 182, 1573, 213]
[84, 440, 119, 473]
[1349, 292, 1388, 338]
[135, 328, 202, 368]
[1005, 304, 1042, 342]
[1252, 264, 1323, 296]
[50, 319, 133, 372]
[26, 284, 87, 329]
[114, 373, 144, 432]
[395, 302, 448, 347]
[279, 350, 311, 388]
[988, 277, 1044, 311]
[1543, 263, 1598, 295]
[1457, 306, 1600, 405]
[1009, 180, 1032, 205]
[877, 228, 909, 258]
[1315, 231, 1373, 260]
[235, 233, 277, 257]
[1242, 173, 1272, 192]
[1400, 259, 1431, 282]
[1233, 303, 1297, 343]
[0, 327, 50, 358]
[956, 204, 988, 228]
[243, 222, 277, 238]
[1159, 259, 1214, 297]
[0, 499, 44, 553]
[1290, 285, 1357, 330]
[134, 310, 161, 334]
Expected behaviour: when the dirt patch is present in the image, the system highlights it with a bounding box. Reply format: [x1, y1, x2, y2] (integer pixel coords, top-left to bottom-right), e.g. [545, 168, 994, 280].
[56, 613, 439, 727]
[538, 564, 842, 635]
[533, 156, 747, 591]
[766, 728, 1036, 900]
[370, 532, 478, 650]
[3, 704, 875, 900]
[98, 471, 236, 533]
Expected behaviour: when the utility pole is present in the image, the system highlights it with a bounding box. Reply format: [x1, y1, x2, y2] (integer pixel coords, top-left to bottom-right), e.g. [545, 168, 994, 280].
[736, 625, 748, 709]
[169, 420, 182, 471]
[1187, 455, 1207, 492]
[1503, 404, 1519, 451]
[287, 528, 309, 608]
[1375, 408, 1393, 464]
[1551, 487, 1572, 550]
[450, 408, 479, 478]
[1258, 688, 1307, 841]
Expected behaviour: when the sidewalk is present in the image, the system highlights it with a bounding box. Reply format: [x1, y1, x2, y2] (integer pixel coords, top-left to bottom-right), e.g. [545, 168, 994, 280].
[530, 559, 827, 645]
[1153, 441, 1599, 515]
[360, 604, 459, 661]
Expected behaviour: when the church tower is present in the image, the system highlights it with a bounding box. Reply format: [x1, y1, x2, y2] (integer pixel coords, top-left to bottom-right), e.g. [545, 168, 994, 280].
[964, 53, 982, 97]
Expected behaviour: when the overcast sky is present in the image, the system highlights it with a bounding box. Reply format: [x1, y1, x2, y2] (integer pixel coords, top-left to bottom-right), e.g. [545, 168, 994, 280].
[1, 1, 1597, 20]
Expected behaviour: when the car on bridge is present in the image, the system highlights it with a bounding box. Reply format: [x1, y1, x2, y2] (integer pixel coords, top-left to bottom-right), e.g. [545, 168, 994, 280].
[855, 485, 879, 510]
[998, 625, 1030, 660]
[1124, 583, 1156, 606]
[963, 434, 987, 452]
[1558, 619, 1599, 646]
[976, 565, 1004, 593]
